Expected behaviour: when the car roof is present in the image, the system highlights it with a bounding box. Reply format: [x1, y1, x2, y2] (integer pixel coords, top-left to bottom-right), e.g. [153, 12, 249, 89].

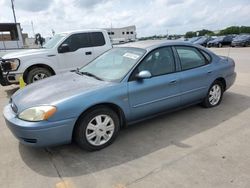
[117, 40, 198, 51]
[58, 29, 107, 35]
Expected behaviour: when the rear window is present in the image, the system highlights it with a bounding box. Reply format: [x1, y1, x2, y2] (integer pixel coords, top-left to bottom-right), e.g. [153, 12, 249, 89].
[91, 32, 106, 47]
[200, 50, 212, 63]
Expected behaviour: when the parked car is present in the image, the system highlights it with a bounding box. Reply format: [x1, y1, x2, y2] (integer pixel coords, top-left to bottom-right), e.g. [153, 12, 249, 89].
[0, 29, 112, 86]
[188, 36, 201, 43]
[207, 35, 234, 47]
[3, 41, 236, 151]
[193, 36, 213, 47]
[231, 34, 250, 47]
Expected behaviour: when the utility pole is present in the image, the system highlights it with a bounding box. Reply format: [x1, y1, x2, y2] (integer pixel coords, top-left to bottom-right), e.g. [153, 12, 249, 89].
[11, 0, 17, 24]
[11, 0, 19, 48]
[31, 21, 35, 36]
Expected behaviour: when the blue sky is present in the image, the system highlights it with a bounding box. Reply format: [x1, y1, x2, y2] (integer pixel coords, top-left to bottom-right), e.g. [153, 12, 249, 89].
[1, 0, 250, 37]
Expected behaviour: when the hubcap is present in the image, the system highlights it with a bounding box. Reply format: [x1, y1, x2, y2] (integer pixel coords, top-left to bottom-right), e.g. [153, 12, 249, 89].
[32, 73, 47, 82]
[85, 115, 115, 146]
[209, 84, 221, 106]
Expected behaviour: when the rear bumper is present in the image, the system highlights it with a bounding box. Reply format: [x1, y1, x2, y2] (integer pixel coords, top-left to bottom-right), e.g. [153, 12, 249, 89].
[225, 72, 236, 90]
[3, 104, 76, 147]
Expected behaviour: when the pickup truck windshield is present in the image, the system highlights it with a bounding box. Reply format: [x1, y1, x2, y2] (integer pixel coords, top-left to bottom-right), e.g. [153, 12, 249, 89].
[79, 47, 146, 82]
[43, 34, 67, 49]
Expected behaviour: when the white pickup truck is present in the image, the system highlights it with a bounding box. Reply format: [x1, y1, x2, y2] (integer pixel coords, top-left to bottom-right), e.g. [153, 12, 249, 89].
[0, 29, 112, 85]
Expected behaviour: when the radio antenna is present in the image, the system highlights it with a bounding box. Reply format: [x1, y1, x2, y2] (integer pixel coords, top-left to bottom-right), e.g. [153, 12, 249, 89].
[227, 41, 231, 61]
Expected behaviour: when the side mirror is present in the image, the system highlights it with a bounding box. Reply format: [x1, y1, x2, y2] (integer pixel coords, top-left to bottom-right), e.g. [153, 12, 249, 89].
[136, 70, 152, 80]
[58, 44, 70, 53]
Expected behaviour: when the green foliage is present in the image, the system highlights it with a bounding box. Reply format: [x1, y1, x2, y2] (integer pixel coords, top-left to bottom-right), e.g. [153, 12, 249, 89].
[219, 26, 250, 35]
[185, 29, 214, 38]
[138, 26, 250, 40]
[197, 29, 214, 36]
[185, 31, 196, 38]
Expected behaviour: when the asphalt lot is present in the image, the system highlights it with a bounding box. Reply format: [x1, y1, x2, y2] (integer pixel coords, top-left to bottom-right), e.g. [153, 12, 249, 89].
[0, 47, 250, 188]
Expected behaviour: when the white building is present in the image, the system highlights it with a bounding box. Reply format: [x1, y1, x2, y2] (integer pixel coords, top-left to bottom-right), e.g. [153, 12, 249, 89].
[0, 23, 24, 49]
[104, 25, 136, 44]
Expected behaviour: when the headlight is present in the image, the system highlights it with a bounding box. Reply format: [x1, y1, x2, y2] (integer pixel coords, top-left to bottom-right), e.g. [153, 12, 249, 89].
[3, 59, 20, 71]
[18, 106, 57, 122]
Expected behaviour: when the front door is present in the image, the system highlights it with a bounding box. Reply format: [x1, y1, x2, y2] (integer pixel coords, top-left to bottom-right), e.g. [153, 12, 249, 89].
[57, 33, 95, 73]
[128, 47, 181, 121]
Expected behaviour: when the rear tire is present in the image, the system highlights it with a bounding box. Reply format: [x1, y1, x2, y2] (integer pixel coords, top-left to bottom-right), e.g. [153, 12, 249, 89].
[26, 67, 52, 84]
[202, 81, 224, 108]
[74, 107, 120, 151]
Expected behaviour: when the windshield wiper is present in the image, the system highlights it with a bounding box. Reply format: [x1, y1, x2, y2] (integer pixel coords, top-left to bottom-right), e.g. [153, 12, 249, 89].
[79, 71, 103, 81]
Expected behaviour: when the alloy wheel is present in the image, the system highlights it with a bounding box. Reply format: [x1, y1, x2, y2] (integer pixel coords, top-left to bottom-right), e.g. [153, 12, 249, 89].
[208, 84, 222, 106]
[85, 115, 115, 146]
[32, 73, 48, 82]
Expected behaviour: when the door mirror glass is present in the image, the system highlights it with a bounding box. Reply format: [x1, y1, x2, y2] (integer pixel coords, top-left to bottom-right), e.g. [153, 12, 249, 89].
[136, 70, 152, 80]
[58, 44, 70, 53]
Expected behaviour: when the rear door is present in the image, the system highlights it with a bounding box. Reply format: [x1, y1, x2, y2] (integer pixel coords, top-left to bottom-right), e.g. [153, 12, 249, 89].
[90, 32, 111, 58]
[128, 47, 181, 121]
[57, 33, 94, 72]
[174, 46, 214, 105]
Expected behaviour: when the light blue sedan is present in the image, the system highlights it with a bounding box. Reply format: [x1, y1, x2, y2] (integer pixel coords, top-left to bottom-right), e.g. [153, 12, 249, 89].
[3, 41, 236, 150]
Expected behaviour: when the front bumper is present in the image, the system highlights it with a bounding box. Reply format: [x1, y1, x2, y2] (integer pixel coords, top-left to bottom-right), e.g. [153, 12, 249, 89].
[0, 60, 22, 86]
[3, 104, 77, 147]
[231, 42, 246, 47]
[207, 43, 218, 47]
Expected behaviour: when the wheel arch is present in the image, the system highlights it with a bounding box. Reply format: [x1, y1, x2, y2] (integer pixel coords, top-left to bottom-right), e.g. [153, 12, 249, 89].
[23, 64, 56, 82]
[73, 103, 127, 137]
[214, 77, 226, 91]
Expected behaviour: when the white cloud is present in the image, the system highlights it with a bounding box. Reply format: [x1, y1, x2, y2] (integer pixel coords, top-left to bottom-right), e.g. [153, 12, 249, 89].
[0, 0, 249, 37]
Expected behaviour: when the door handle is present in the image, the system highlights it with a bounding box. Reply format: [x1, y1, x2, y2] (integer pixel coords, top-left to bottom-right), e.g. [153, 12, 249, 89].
[85, 51, 92, 55]
[169, 80, 177, 84]
[207, 71, 213, 74]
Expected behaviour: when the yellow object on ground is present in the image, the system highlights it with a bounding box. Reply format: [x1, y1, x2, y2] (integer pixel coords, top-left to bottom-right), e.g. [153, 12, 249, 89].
[19, 76, 26, 89]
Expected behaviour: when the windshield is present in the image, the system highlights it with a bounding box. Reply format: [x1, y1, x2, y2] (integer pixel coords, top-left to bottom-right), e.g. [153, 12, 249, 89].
[43, 34, 67, 48]
[195, 37, 208, 43]
[234, 35, 250, 40]
[189, 37, 201, 43]
[213, 36, 224, 41]
[79, 47, 146, 82]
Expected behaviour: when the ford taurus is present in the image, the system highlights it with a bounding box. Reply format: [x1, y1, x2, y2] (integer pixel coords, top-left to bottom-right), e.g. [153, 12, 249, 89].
[3, 41, 236, 151]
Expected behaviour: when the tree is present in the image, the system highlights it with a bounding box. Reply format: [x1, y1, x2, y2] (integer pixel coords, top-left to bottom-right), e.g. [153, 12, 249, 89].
[197, 29, 214, 36]
[219, 26, 240, 35]
[185, 31, 196, 38]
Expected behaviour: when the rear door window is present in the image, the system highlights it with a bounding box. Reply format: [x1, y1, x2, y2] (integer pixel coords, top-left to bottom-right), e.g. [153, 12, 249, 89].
[90, 32, 106, 47]
[176, 46, 207, 71]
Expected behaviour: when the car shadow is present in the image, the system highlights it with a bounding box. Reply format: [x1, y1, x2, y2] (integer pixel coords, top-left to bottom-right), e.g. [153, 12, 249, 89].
[19, 91, 250, 177]
[4, 86, 19, 98]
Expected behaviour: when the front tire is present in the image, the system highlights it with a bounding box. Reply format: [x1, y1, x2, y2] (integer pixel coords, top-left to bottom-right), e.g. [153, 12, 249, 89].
[26, 67, 52, 84]
[202, 81, 224, 108]
[74, 107, 120, 151]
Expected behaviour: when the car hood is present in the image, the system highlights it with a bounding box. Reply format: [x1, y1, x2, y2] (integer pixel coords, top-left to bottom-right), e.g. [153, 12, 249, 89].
[11, 72, 114, 112]
[2, 48, 52, 59]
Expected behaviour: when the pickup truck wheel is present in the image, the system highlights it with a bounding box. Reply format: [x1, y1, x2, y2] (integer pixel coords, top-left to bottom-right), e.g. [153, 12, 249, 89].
[74, 107, 120, 151]
[202, 81, 223, 108]
[26, 67, 52, 84]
